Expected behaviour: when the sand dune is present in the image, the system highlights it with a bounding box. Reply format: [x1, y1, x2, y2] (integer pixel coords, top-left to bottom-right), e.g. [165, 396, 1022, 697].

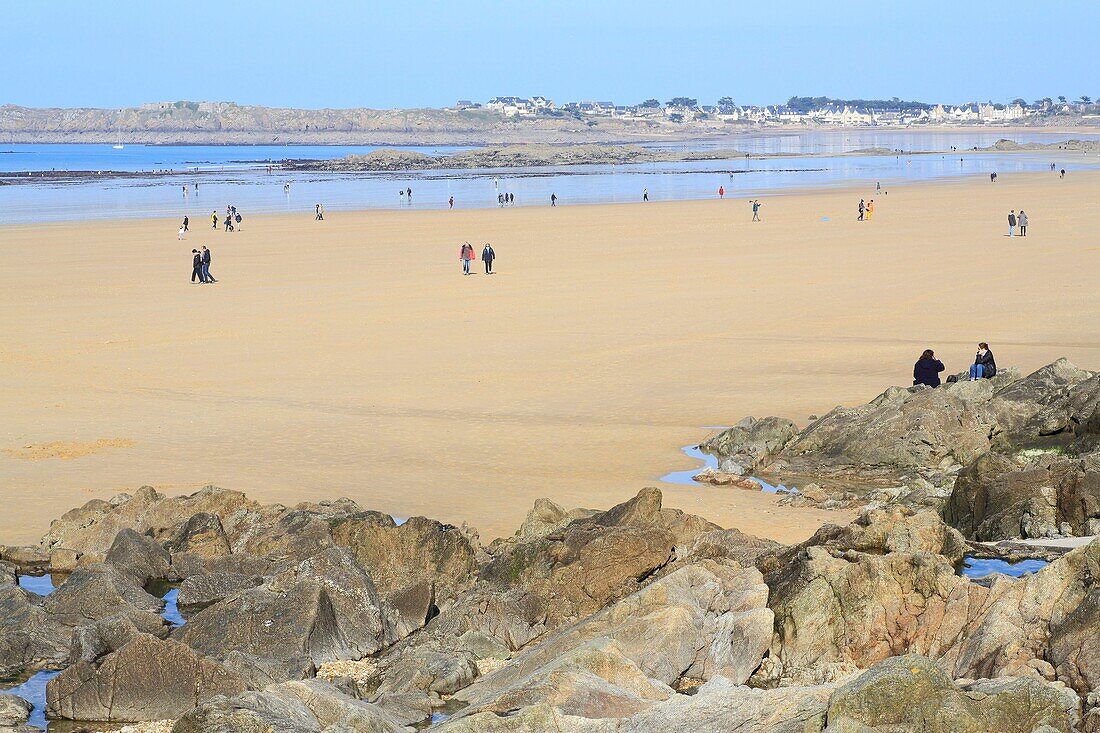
[2, 169, 1098, 545]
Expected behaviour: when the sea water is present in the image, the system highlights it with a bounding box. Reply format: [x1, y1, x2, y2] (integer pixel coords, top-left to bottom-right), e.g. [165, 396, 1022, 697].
[1, 138, 1097, 225]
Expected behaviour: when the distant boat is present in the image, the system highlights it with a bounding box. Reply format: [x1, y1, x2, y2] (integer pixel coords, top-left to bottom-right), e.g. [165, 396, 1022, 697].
[112, 144, 124, 150]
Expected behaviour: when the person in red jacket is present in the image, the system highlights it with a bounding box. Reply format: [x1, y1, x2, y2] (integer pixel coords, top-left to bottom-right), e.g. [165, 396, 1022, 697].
[719, 186, 724, 199]
[460, 242, 474, 275]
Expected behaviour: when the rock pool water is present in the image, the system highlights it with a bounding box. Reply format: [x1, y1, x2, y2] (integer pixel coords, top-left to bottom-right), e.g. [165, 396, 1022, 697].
[17, 574, 56, 596]
[661, 444, 797, 493]
[1, 670, 60, 729]
[959, 555, 1049, 579]
[160, 587, 184, 627]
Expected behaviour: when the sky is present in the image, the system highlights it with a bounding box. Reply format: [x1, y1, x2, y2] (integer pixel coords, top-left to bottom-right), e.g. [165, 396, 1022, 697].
[2, 0, 1097, 110]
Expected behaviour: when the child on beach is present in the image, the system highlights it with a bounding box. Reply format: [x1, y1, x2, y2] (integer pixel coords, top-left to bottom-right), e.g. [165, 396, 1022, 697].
[752, 200, 761, 221]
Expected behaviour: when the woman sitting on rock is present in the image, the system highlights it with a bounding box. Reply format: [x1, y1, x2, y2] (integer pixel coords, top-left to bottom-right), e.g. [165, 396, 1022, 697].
[913, 349, 945, 388]
[969, 343, 997, 380]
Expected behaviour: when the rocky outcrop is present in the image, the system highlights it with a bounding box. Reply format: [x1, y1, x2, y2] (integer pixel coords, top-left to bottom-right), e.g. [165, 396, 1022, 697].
[700, 416, 799, 476]
[767, 530, 1100, 686]
[46, 634, 247, 722]
[787, 506, 969, 564]
[453, 563, 772, 714]
[945, 450, 1100, 540]
[41, 486, 259, 563]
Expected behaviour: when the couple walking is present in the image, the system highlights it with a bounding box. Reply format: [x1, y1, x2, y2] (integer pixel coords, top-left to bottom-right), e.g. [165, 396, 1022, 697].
[190, 246, 216, 283]
[1007, 210, 1029, 236]
[858, 199, 875, 221]
[460, 242, 496, 275]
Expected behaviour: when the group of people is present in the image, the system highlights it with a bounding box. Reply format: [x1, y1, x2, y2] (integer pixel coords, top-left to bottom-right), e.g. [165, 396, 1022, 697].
[1007, 210, 1029, 236]
[459, 242, 496, 275]
[858, 199, 875, 220]
[498, 192, 514, 206]
[212, 206, 243, 232]
[913, 343, 997, 387]
[190, 246, 216, 284]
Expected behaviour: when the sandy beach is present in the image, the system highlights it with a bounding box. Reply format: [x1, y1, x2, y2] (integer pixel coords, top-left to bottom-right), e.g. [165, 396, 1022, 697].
[3, 168, 1099, 546]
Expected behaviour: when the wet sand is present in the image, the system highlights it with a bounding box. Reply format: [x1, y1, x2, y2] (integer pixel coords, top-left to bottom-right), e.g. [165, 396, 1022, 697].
[3, 169, 1099, 545]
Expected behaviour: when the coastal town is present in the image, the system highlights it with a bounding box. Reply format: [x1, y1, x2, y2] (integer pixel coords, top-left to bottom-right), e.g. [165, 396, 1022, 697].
[469, 94, 1098, 126]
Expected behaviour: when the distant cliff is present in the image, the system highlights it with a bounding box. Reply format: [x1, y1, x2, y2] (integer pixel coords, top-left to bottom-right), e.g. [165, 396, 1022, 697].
[0, 101, 686, 145]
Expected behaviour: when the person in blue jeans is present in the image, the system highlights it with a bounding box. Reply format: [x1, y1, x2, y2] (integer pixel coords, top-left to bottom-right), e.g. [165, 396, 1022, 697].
[969, 343, 996, 380]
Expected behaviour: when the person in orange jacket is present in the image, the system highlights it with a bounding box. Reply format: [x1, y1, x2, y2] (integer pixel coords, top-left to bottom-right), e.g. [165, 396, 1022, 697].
[460, 242, 475, 275]
[719, 185, 724, 199]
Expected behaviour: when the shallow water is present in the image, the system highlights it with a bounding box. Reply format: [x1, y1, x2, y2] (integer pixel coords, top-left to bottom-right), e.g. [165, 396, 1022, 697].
[17, 574, 56, 596]
[1, 670, 60, 729]
[160, 587, 184, 627]
[660, 443, 796, 493]
[959, 555, 1049, 579]
[1, 142, 1096, 224]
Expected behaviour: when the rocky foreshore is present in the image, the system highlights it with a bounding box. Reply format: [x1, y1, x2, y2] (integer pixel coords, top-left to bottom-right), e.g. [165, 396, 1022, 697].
[0, 484, 1097, 729]
[0, 358, 1098, 732]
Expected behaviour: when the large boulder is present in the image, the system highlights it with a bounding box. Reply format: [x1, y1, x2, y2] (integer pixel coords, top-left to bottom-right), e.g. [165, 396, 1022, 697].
[68, 610, 170, 664]
[46, 634, 247, 722]
[479, 490, 683, 627]
[177, 547, 391, 666]
[162, 512, 233, 558]
[1046, 587, 1100, 697]
[0, 693, 31, 728]
[821, 654, 1079, 733]
[0, 583, 70, 676]
[330, 513, 480, 606]
[104, 528, 173, 584]
[171, 679, 408, 733]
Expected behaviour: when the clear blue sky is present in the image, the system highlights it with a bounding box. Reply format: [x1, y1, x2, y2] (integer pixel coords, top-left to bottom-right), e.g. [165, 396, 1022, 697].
[2, 0, 1097, 109]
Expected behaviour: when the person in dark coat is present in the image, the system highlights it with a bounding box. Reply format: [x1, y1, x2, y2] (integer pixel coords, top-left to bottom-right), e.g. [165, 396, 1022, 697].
[191, 249, 205, 283]
[969, 343, 996, 380]
[913, 349, 945, 388]
[482, 243, 496, 274]
[201, 246, 216, 283]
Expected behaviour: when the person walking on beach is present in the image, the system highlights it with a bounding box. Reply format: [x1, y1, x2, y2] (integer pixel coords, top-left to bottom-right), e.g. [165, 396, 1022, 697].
[718, 185, 724, 199]
[498, 193, 505, 207]
[1060, 169, 1066, 179]
[1007, 210, 1016, 237]
[449, 196, 454, 209]
[509, 192, 514, 205]
[234, 211, 242, 231]
[482, 243, 496, 274]
[876, 181, 881, 194]
[178, 225, 186, 240]
[191, 249, 205, 283]
[969, 343, 996, 380]
[211, 210, 218, 229]
[551, 193, 557, 207]
[223, 213, 233, 232]
[858, 199, 865, 221]
[460, 242, 475, 275]
[752, 199, 761, 221]
[182, 216, 189, 233]
[201, 246, 216, 283]
[913, 349, 945, 388]
[315, 204, 324, 221]
[406, 187, 412, 201]
[1018, 210, 1028, 236]
[990, 172, 997, 183]
[643, 188, 649, 202]
[866, 200, 875, 220]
